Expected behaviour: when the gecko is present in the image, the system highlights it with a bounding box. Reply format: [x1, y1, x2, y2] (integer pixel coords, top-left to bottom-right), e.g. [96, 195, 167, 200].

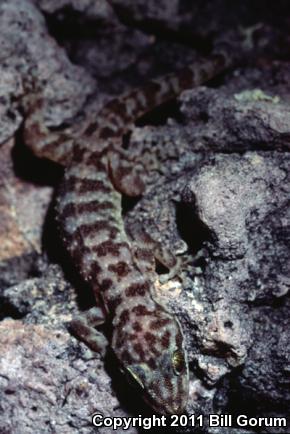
[23, 48, 233, 414]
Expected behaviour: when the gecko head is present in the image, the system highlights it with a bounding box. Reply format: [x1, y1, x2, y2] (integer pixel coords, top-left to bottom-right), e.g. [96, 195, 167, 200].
[124, 350, 188, 414]
[118, 313, 189, 414]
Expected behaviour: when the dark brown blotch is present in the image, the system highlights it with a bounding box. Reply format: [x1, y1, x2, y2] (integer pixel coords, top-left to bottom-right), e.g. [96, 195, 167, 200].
[132, 305, 152, 316]
[72, 145, 88, 162]
[78, 221, 118, 240]
[108, 261, 131, 278]
[144, 331, 157, 345]
[149, 317, 171, 330]
[77, 178, 111, 194]
[100, 278, 113, 291]
[147, 357, 157, 370]
[132, 321, 142, 332]
[161, 330, 171, 349]
[125, 282, 149, 297]
[87, 160, 107, 172]
[85, 149, 107, 164]
[175, 330, 183, 348]
[61, 200, 114, 219]
[99, 126, 120, 139]
[94, 240, 127, 257]
[84, 121, 99, 136]
[107, 294, 122, 311]
[133, 342, 145, 360]
[103, 99, 128, 119]
[118, 309, 130, 327]
[63, 175, 110, 194]
[89, 261, 102, 277]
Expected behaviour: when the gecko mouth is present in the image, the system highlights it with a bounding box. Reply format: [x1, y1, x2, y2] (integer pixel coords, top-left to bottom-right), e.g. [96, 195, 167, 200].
[143, 387, 185, 415]
[145, 397, 184, 415]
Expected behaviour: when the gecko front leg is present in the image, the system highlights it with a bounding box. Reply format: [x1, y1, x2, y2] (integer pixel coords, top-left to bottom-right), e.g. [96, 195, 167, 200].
[69, 306, 108, 356]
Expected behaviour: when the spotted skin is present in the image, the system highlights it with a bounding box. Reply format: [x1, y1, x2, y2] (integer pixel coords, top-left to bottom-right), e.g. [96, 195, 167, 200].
[23, 51, 232, 414]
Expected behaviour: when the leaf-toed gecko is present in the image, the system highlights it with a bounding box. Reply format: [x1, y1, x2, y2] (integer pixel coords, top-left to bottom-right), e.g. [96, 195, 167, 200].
[23, 49, 233, 414]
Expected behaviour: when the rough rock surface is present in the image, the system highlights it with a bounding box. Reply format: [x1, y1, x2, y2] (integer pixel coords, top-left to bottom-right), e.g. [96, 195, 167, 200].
[0, 0, 289, 433]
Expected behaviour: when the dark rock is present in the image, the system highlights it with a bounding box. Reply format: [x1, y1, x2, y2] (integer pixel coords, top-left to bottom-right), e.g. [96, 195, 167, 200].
[0, 0, 289, 433]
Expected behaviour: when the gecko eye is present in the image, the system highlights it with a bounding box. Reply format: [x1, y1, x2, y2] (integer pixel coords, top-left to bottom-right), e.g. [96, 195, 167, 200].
[125, 367, 145, 390]
[172, 350, 185, 375]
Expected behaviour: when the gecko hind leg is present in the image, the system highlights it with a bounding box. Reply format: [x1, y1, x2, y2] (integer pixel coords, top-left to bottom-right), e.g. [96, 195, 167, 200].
[22, 93, 75, 166]
[108, 150, 146, 197]
[69, 306, 108, 356]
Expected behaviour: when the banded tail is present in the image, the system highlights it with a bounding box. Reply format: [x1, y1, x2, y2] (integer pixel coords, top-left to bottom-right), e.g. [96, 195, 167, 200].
[23, 50, 233, 166]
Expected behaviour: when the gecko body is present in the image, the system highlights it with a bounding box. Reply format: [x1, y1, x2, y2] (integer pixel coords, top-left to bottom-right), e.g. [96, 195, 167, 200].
[23, 50, 232, 414]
